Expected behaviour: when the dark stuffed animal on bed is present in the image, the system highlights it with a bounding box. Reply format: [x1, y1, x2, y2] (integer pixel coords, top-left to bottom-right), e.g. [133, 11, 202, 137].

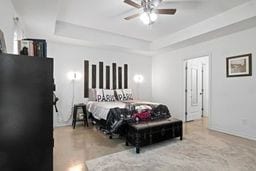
[151, 104, 171, 120]
[106, 108, 131, 136]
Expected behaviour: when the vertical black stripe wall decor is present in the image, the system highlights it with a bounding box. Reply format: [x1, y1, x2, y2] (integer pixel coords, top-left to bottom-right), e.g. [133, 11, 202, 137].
[124, 64, 128, 89]
[84, 60, 89, 98]
[85, 61, 128, 95]
[92, 64, 96, 89]
[118, 66, 122, 89]
[99, 62, 104, 89]
[112, 63, 117, 89]
[106, 66, 110, 89]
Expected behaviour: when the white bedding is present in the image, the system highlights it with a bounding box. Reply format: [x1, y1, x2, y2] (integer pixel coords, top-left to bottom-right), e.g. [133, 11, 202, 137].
[87, 101, 126, 120]
[87, 100, 162, 121]
[124, 100, 160, 106]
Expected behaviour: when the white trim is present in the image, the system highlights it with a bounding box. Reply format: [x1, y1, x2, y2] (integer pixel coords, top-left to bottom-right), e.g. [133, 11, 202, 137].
[210, 125, 256, 141]
[183, 55, 211, 126]
[208, 53, 213, 129]
[54, 123, 71, 128]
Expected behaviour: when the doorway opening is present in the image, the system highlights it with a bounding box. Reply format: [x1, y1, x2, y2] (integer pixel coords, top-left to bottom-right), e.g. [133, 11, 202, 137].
[185, 56, 209, 122]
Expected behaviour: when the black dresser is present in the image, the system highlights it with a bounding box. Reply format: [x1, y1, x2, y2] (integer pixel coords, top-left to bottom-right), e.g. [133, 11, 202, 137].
[0, 53, 54, 171]
[126, 118, 183, 153]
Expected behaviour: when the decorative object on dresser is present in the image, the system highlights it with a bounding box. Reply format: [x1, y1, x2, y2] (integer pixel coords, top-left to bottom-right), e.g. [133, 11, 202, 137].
[84, 60, 128, 98]
[226, 53, 252, 77]
[126, 118, 183, 153]
[72, 103, 88, 129]
[0, 29, 7, 53]
[18, 39, 47, 57]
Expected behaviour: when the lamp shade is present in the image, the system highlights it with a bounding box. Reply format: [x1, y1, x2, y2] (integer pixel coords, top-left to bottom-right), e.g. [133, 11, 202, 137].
[67, 71, 82, 80]
[134, 74, 144, 83]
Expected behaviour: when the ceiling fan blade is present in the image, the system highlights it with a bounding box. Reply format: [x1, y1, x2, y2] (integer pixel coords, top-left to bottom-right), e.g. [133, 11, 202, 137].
[124, 13, 140, 20]
[124, 0, 141, 9]
[155, 9, 177, 15]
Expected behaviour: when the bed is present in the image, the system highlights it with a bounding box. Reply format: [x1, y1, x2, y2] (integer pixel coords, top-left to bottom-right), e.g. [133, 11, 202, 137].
[86, 89, 171, 136]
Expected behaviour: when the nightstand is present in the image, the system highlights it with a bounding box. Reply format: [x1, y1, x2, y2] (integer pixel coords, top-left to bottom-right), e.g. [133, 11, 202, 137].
[72, 103, 89, 129]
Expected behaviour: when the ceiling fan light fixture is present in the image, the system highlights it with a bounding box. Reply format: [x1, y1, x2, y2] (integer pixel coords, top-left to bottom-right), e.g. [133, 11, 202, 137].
[150, 12, 158, 22]
[140, 12, 150, 25]
[124, 0, 176, 25]
[140, 11, 158, 25]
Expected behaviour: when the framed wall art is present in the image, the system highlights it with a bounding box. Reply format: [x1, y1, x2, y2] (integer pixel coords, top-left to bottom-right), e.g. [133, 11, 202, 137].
[226, 54, 252, 77]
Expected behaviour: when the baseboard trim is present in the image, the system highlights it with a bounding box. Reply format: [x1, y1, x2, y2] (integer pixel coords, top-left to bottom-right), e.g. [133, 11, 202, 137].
[210, 125, 256, 141]
[54, 123, 71, 128]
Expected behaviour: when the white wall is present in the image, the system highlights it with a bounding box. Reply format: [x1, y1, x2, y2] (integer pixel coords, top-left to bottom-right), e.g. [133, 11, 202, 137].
[0, 0, 18, 53]
[48, 42, 152, 127]
[152, 27, 256, 140]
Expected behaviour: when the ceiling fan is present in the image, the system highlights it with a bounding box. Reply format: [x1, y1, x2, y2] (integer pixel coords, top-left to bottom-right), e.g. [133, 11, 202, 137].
[124, 0, 177, 25]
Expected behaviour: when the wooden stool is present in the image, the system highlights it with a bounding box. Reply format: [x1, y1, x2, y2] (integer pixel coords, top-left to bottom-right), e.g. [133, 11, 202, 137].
[72, 103, 88, 129]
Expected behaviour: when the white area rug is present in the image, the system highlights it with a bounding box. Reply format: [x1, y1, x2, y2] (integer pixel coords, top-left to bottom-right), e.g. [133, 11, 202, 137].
[86, 132, 256, 171]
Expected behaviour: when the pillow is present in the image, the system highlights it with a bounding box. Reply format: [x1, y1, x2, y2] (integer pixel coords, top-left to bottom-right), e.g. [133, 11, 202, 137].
[95, 89, 105, 102]
[122, 89, 133, 100]
[115, 89, 124, 101]
[89, 89, 97, 101]
[103, 89, 115, 102]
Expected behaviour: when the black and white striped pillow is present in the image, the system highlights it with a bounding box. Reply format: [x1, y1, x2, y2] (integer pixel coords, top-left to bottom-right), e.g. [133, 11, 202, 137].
[103, 90, 115, 102]
[122, 89, 133, 100]
[96, 89, 105, 102]
[115, 89, 124, 101]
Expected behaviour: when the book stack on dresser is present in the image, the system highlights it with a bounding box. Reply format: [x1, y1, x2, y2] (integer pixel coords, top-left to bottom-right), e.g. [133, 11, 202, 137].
[18, 39, 47, 57]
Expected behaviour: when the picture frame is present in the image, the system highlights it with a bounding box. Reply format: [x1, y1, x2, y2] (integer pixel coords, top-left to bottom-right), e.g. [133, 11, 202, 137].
[226, 54, 252, 77]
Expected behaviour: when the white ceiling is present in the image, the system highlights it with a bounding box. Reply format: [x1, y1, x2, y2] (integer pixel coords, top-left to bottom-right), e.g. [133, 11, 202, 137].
[57, 0, 249, 41]
[11, 0, 256, 56]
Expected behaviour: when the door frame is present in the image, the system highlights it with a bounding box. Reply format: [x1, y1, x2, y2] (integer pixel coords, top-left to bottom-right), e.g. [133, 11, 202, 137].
[183, 55, 212, 128]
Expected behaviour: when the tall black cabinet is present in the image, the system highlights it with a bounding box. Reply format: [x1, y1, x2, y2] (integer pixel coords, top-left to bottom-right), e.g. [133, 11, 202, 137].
[0, 53, 54, 171]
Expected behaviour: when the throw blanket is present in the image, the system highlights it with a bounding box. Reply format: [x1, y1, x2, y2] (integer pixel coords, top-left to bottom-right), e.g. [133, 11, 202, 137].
[106, 102, 170, 135]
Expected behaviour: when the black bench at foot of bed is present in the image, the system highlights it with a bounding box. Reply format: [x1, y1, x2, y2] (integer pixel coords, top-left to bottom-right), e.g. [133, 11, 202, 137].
[126, 118, 183, 153]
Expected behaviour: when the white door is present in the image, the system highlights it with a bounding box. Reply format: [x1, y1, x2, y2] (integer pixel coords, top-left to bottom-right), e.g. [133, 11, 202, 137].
[186, 59, 203, 121]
